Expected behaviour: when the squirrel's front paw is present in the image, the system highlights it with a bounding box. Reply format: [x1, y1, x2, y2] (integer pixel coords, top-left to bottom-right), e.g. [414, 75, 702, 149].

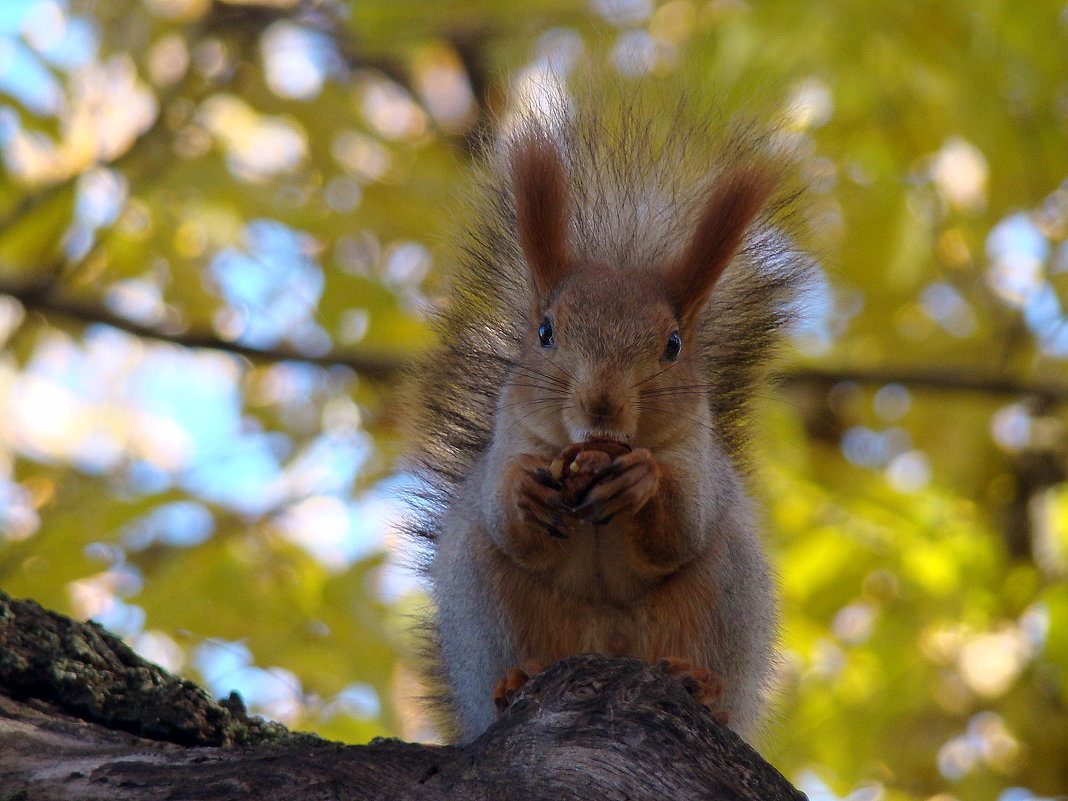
[572, 448, 660, 523]
[514, 454, 576, 539]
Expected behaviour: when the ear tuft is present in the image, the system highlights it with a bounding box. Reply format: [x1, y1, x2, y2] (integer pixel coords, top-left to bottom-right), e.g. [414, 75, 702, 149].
[509, 130, 572, 305]
[667, 165, 776, 325]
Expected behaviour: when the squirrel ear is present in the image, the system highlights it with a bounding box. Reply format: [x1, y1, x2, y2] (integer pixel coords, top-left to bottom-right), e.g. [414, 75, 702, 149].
[667, 165, 776, 326]
[509, 130, 572, 307]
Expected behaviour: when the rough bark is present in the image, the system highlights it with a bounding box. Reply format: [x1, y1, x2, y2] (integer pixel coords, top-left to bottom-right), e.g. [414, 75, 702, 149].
[0, 591, 806, 800]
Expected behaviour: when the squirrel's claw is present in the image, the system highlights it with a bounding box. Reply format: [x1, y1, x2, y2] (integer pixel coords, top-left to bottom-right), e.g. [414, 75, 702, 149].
[573, 448, 660, 520]
[531, 467, 559, 488]
[515, 455, 578, 537]
[492, 667, 530, 715]
[656, 658, 728, 723]
[492, 660, 548, 716]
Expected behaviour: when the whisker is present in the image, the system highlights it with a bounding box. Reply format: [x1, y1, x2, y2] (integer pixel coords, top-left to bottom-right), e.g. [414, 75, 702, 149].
[546, 358, 577, 385]
[639, 385, 715, 397]
[506, 382, 569, 394]
[507, 363, 570, 388]
[631, 362, 678, 389]
[637, 404, 720, 438]
[484, 352, 572, 389]
[503, 363, 568, 381]
[630, 347, 708, 389]
[497, 396, 569, 412]
[502, 402, 567, 434]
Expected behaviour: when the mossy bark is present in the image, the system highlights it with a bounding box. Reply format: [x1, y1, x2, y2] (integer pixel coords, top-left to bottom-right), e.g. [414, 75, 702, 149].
[0, 590, 805, 801]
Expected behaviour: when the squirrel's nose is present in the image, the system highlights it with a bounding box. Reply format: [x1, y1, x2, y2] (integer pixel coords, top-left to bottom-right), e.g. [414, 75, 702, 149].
[579, 391, 623, 421]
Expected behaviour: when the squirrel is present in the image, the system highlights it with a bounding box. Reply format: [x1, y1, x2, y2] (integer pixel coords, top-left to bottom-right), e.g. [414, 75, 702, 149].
[405, 82, 815, 744]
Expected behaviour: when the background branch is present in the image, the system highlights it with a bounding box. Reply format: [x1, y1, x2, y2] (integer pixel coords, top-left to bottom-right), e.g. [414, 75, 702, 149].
[1, 278, 404, 379]
[780, 365, 1068, 402]
[6, 274, 1066, 399]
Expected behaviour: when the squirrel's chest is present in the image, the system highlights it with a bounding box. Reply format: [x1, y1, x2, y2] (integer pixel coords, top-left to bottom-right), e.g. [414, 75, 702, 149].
[492, 525, 696, 664]
[503, 534, 657, 660]
[550, 524, 650, 604]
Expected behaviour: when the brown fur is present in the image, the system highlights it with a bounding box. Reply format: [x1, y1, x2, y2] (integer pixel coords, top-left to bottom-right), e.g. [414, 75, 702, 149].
[510, 130, 573, 309]
[668, 165, 778, 328]
[406, 88, 815, 743]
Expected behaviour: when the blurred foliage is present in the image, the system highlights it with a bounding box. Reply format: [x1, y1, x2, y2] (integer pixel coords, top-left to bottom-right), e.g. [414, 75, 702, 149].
[1, 0, 1067, 798]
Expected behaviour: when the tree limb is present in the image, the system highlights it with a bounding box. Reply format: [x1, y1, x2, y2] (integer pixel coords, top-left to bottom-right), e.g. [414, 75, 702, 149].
[1, 279, 404, 379]
[6, 273, 1067, 399]
[0, 590, 805, 801]
[781, 365, 1068, 402]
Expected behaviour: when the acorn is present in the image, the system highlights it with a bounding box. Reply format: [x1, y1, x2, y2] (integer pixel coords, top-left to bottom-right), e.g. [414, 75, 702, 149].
[549, 436, 632, 507]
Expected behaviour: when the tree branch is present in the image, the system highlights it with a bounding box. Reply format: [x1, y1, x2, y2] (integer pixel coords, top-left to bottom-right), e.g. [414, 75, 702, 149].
[8, 274, 1068, 399]
[0, 590, 804, 801]
[2, 280, 404, 379]
[781, 365, 1068, 402]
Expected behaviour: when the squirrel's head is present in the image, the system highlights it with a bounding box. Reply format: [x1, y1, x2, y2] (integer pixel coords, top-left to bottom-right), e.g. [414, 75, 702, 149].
[504, 128, 774, 449]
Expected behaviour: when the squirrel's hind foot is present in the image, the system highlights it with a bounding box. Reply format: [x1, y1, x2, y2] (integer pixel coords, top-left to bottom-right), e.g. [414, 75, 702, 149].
[492, 662, 548, 715]
[656, 657, 729, 724]
[492, 657, 729, 726]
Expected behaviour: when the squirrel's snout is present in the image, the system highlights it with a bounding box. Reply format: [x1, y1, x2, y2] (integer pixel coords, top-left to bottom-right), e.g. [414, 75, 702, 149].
[578, 390, 624, 422]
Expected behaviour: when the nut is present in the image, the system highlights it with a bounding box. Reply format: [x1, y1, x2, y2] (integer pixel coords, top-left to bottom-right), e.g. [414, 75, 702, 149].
[555, 437, 631, 506]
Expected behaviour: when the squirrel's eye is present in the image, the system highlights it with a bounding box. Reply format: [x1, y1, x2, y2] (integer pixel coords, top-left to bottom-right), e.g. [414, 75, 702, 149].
[663, 330, 682, 362]
[538, 317, 555, 349]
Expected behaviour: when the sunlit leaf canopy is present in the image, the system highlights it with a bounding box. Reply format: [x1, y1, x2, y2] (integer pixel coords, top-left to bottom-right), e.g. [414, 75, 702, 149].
[0, 0, 1066, 797]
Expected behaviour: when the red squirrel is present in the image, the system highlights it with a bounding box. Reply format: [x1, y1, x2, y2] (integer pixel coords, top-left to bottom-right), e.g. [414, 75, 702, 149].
[407, 88, 814, 743]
